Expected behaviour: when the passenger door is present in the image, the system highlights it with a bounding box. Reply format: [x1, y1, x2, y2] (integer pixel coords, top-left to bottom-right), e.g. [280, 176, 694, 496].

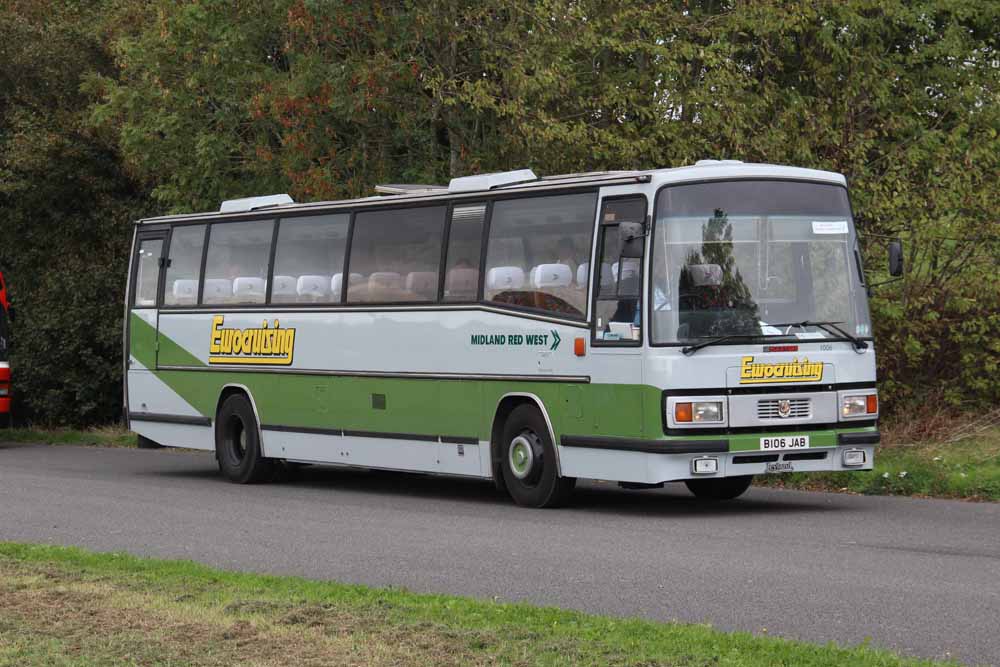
[125, 231, 166, 413]
[586, 195, 648, 439]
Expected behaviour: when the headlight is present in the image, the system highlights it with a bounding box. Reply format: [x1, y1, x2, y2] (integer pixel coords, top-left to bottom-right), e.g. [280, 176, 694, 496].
[693, 401, 723, 423]
[672, 400, 725, 424]
[841, 393, 878, 419]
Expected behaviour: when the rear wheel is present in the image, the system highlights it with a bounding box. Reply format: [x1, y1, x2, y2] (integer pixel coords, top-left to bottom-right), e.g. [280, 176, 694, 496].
[684, 475, 754, 500]
[500, 404, 575, 508]
[215, 394, 274, 484]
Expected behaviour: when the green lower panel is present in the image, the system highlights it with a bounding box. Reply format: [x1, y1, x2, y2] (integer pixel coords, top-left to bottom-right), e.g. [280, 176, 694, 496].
[129, 313, 877, 448]
[152, 368, 652, 442]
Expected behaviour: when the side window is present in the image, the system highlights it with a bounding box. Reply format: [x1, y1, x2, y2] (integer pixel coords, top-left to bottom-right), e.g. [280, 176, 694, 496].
[271, 213, 350, 303]
[203, 220, 274, 305]
[594, 197, 646, 344]
[483, 193, 596, 318]
[347, 206, 446, 303]
[163, 225, 206, 306]
[132, 238, 163, 308]
[442, 204, 486, 302]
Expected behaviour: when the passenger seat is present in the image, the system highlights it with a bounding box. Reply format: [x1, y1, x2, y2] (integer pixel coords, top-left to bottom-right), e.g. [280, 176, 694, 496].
[486, 266, 526, 292]
[233, 277, 266, 302]
[445, 268, 478, 300]
[171, 279, 198, 305]
[270, 275, 297, 302]
[405, 272, 438, 300]
[297, 275, 330, 300]
[203, 279, 233, 303]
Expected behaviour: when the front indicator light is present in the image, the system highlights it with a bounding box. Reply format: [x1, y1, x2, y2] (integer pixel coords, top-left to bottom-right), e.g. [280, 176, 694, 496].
[843, 449, 866, 467]
[675, 402, 693, 423]
[691, 457, 719, 475]
[866, 394, 878, 414]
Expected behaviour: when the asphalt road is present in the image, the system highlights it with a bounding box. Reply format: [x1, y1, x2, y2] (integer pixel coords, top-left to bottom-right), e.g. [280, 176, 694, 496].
[1, 443, 998, 665]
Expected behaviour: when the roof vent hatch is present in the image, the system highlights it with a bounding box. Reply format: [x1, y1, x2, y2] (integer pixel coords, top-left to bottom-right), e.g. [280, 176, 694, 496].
[219, 194, 294, 213]
[448, 169, 537, 193]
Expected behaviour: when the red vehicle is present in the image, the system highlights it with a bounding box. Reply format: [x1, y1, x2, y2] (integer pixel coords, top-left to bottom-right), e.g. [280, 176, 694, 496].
[0, 271, 10, 419]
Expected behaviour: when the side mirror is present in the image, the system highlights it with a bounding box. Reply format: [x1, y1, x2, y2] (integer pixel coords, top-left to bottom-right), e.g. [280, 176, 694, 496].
[888, 240, 904, 277]
[618, 221, 645, 258]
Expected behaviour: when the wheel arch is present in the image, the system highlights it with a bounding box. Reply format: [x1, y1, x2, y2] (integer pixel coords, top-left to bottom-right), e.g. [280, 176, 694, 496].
[490, 392, 562, 482]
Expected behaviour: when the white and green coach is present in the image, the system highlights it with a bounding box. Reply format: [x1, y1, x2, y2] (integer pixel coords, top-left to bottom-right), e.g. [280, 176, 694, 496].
[124, 161, 900, 507]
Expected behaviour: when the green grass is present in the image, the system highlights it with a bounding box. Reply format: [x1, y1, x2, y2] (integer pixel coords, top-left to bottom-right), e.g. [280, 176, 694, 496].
[0, 542, 957, 667]
[1, 425, 136, 448]
[756, 427, 1000, 501]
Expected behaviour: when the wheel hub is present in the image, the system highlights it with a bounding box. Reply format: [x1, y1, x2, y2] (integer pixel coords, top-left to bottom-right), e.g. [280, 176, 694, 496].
[509, 432, 542, 482]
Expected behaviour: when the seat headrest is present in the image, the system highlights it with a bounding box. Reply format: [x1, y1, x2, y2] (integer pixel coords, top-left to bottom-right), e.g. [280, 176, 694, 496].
[576, 263, 613, 287]
[405, 272, 438, 293]
[446, 268, 478, 292]
[203, 279, 232, 299]
[172, 279, 198, 299]
[297, 275, 330, 297]
[486, 266, 525, 291]
[271, 275, 297, 295]
[530, 263, 572, 289]
[233, 277, 266, 296]
[613, 260, 640, 282]
[368, 272, 402, 290]
[331, 273, 363, 296]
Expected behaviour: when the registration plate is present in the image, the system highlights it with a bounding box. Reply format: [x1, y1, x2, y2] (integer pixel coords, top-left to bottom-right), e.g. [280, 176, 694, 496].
[760, 435, 809, 450]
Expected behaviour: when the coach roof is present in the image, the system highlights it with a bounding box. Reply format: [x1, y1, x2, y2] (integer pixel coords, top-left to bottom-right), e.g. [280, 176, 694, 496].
[137, 161, 847, 225]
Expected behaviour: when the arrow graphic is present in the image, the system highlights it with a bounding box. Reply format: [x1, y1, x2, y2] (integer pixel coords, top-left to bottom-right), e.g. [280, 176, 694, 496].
[550, 330, 561, 350]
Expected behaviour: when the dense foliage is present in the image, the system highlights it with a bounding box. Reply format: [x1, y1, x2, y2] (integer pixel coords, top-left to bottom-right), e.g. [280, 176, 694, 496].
[1, 0, 997, 425]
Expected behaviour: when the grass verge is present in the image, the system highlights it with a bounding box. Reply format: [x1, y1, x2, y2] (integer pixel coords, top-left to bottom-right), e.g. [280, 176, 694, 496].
[756, 427, 1000, 501]
[0, 425, 136, 448]
[0, 542, 954, 667]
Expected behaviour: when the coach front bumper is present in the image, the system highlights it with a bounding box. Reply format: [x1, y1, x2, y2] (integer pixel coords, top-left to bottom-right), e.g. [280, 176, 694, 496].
[557, 428, 878, 484]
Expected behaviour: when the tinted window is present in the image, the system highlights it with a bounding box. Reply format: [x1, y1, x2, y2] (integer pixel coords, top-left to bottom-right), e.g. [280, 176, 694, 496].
[271, 214, 350, 303]
[347, 207, 446, 303]
[483, 193, 596, 318]
[132, 238, 162, 308]
[203, 220, 274, 305]
[443, 204, 486, 302]
[164, 225, 206, 306]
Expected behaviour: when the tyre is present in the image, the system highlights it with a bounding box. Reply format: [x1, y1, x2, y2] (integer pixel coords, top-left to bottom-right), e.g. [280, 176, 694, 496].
[215, 393, 274, 484]
[136, 434, 164, 449]
[684, 475, 754, 500]
[500, 404, 575, 508]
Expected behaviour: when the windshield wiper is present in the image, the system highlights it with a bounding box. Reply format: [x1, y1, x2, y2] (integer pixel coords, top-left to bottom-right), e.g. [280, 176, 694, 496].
[681, 333, 779, 356]
[770, 320, 868, 352]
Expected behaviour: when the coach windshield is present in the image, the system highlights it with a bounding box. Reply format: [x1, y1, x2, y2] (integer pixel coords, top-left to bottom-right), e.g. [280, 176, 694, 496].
[650, 180, 872, 345]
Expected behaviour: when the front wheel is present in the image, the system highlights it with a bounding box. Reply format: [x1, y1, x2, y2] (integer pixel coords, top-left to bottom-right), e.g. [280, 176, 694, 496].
[215, 393, 274, 484]
[500, 404, 575, 508]
[684, 475, 754, 500]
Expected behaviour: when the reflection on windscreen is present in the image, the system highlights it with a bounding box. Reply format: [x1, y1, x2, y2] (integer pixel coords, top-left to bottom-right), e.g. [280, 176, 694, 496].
[651, 181, 872, 344]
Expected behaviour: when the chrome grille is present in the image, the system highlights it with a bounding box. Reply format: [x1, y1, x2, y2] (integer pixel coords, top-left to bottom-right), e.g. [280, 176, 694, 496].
[757, 397, 811, 419]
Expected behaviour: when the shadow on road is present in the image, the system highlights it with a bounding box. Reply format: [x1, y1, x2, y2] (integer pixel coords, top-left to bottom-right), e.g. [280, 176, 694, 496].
[143, 452, 837, 519]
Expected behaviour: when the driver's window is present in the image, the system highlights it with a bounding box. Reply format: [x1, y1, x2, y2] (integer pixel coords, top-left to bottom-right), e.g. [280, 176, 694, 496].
[593, 197, 646, 345]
